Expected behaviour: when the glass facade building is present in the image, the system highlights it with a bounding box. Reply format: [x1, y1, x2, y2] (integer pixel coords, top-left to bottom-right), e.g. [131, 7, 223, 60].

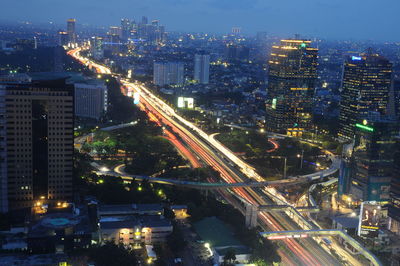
[347, 115, 398, 203]
[265, 39, 318, 136]
[338, 52, 392, 142]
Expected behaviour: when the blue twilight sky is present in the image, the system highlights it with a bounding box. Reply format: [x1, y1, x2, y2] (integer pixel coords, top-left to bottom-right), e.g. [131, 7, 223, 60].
[1, 0, 399, 41]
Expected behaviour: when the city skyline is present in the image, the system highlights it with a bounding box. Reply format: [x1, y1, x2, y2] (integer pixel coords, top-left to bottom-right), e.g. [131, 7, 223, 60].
[1, 0, 400, 41]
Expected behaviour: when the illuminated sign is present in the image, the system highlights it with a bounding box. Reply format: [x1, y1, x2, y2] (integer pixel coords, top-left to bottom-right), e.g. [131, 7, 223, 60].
[358, 201, 381, 238]
[177, 97, 194, 109]
[133, 92, 140, 105]
[355, 123, 374, 132]
[272, 98, 277, 109]
[352, 56, 362, 61]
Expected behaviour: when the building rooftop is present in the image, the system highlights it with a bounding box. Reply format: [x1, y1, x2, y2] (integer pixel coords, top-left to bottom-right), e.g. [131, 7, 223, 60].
[332, 214, 359, 229]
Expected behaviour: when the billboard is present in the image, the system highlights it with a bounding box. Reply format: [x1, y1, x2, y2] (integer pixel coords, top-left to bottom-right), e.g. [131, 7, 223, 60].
[358, 201, 381, 237]
[133, 92, 140, 105]
[177, 97, 194, 109]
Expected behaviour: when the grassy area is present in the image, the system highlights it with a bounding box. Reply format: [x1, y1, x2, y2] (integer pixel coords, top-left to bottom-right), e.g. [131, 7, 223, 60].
[194, 217, 242, 247]
[216, 129, 328, 179]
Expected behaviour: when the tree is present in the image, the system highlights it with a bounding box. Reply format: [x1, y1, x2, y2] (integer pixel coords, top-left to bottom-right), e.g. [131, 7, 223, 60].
[85, 242, 138, 266]
[223, 248, 236, 265]
[167, 223, 186, 254]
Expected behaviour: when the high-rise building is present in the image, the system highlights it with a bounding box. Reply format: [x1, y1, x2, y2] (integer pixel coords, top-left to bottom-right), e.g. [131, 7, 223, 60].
[67, 19, 76, 44]
[265, 39, 318, 136]
[0, 74, 74, 213]
[388, 140, 400, 235]
[338, 52, 392, 142]
[343, 113, 398, 204]
[194, 53, 210, 84]
[153, 62, 184, 86]
[74, 80, 108, 120]
[90, 36, 104, 60]
[141, 16, 148, 25]
[121, 18, 131, 42]
[58, 31, 69, 46]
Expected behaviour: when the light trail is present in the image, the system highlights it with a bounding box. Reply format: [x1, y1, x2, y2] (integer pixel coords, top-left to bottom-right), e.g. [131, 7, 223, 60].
[69, 47, 347, 265]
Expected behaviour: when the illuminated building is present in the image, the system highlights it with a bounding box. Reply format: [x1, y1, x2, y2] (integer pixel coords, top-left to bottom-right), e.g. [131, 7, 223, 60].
[194, 53, 210, 84]
[388, 138, 400, 235]
[265, 39, 318, 136]
[0, 74, 74, 212]
[345, 113, 398, 203]
[153, 61, 184, 86]
[90, 36, 104, 60]
[57, 31, 69, 46]
[120, 18, 131, 42]
[66, 19, 76, 44]
[338, 52, 392, 142]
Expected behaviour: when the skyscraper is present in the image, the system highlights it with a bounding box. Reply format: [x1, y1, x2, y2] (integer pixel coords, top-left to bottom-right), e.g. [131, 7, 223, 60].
[58, 31, 69, 46]
[338, 52, 392, 141]
[345, 113, 398, 203]
[265, 39, 318, 136]
[0, 74, 74, 212]
[388, 142, 400, 235]
[67, 19, 76, 44]
[194, 53, 210, 84]
[153, 62, 184, 86]
[120, 18, 131, 42]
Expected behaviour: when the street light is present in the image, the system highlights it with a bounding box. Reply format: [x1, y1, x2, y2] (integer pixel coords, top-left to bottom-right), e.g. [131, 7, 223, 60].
[297, 149, 304, 169]
[271, 156, 287, 179]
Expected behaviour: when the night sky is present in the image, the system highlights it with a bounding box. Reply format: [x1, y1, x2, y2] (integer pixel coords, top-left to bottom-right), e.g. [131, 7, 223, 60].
[2, 0, 399, 40]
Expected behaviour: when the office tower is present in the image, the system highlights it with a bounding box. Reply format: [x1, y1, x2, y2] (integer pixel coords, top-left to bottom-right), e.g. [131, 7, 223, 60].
[194, 53, 210, 84]
[67, 19, 76, 44]
[153, 62, 184, 86]
[120, 18, 131, 42]
[338, 52, 392, 141]
[74, 80, 108, 120]
[58, 31, 69, 46]
[345, 113, 398, 203]
[265, 39, 318, 136]
[389, 141, 400, 235]
[391, 79, 400, 119]
[109, 26, 122, 37]
[53, 46, 64, 72]
[141, 16, 148, 25]
[0, 74, 74, 212]
[90, 36, 104, 60]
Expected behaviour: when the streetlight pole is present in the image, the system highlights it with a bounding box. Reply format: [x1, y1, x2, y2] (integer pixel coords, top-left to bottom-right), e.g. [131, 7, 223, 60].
[297, 149, 304, 169]
[300, 149, 304, 169]
[284, 157, 287, 179]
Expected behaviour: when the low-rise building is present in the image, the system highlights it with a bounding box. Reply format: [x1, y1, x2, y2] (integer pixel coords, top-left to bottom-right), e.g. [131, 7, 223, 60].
[99, 215, 172, 246]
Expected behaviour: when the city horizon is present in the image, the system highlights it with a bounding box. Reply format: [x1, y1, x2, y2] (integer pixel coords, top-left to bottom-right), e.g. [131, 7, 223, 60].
[1, 0, 400, 41]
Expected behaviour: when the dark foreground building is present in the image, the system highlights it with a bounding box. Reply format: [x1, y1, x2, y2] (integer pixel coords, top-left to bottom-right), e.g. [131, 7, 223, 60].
[0, 74, 74, 213]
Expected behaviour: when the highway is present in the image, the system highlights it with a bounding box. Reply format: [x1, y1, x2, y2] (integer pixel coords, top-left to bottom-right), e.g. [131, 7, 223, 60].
[69, 47, 359, 265]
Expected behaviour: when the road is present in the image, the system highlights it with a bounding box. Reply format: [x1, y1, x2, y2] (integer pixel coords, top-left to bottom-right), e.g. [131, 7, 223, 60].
[69, 47, 358, 266]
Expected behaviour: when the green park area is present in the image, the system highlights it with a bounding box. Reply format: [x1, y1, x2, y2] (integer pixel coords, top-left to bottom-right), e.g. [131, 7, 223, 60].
[215, 129, 330, 179]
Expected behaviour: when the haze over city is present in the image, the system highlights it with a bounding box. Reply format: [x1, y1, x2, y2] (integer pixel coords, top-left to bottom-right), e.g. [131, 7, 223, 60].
[2, 0, 400, 40]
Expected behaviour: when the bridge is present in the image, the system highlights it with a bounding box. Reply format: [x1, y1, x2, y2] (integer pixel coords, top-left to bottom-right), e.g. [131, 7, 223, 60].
[98, 170, 308, 189]
[258, 205, 320, 213]
[261, 229, 382, 266]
